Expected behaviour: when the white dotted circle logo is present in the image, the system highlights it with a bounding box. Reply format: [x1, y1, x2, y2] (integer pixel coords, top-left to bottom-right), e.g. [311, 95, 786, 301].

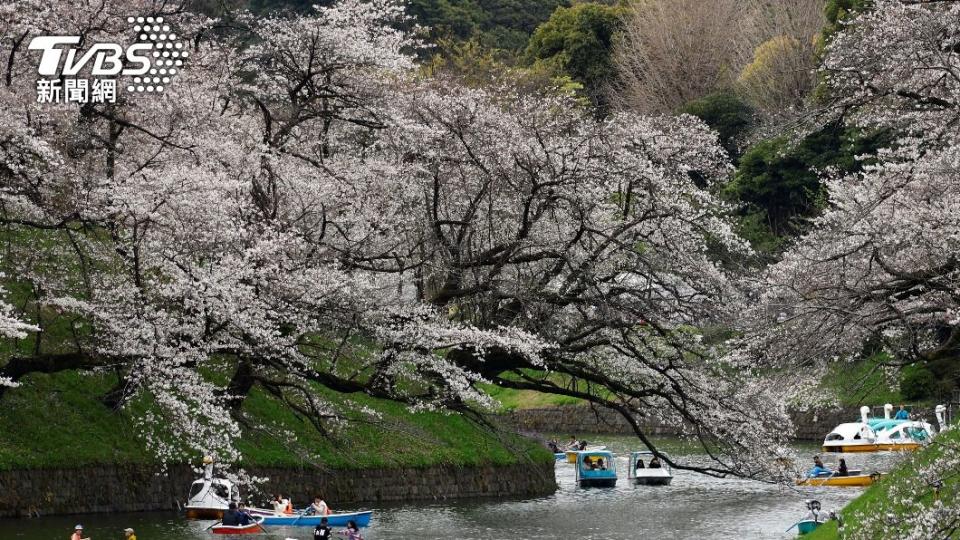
[125, 16, 185, 94]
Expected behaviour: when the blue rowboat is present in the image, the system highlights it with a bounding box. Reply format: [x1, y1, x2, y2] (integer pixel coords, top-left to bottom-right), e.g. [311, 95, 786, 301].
[260, 511, 372, 528]
[554, 452, 565, 460]
[797, 519, 821, 534]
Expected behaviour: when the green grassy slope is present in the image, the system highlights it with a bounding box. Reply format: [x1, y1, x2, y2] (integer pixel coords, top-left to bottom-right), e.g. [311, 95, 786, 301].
[0, 370, 551, 471]
[479, 383, 581, 411]
[819, 354, 908, 407]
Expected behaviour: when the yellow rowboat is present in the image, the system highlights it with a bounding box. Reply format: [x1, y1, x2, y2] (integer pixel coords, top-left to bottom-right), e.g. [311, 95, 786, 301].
[797, 473, 879, 487]
[565, 445, 608, 463]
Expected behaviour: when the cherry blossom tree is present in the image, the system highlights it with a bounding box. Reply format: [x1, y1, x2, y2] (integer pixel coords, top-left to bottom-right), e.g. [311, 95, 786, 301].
[746, 1, 960, 537]
[0, 0, 791, 478]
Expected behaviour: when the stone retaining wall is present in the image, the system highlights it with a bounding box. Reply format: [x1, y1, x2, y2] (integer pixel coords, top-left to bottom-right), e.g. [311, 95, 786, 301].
[497, 405, 927, 441]
[0, 461, 557, 518]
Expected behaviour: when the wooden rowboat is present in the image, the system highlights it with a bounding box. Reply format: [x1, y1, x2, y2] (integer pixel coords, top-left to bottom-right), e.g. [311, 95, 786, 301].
[796, 473, 878, 487]
[257, 510, 373, 527]
[211, 517, 264, 534]
[564, 445, 608, 463]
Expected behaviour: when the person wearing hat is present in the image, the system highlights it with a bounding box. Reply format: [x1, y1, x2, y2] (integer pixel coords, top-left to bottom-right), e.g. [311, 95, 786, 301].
[123, 528, 137, 540]
[70, 524, 91, 540]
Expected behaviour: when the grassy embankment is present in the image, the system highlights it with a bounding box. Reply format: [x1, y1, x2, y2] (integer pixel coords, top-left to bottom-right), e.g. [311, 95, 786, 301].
[0, 234, 551, 473]
[805, 428, 960, 540]
[0, 369, 551, 471]
[483, 352, 918, 412]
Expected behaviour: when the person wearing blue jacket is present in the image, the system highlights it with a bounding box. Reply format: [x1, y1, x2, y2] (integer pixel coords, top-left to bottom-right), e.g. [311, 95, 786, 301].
[808, 455, 831, 477]
[895, 405, 910, 420]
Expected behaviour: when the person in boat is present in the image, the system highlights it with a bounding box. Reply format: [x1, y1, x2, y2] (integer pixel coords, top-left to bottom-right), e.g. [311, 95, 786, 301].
[222, 502, 242, 526]
[566, 435, 579, 451]
[314, 517, 333, 540]
[308, 496, 331, 516]
[237, 502, 254, 526]
[596, 457, 607, 470]
[547, 440, 560, 453]
[808, 456, 831, 477]
[649, 456, 662, 469]
[635, 458, 646, 472]
[895, 405, 910, 420]
[123, 527, 137, 540]
[340, 519, 364, 540]
[272, 493, 294, 515]
[587, 458, 598, 470]
[271, 494, 286, 514]
[578, 440, 589, 451]
[837, 459, 849, 477]
[70, 524, 91, 540]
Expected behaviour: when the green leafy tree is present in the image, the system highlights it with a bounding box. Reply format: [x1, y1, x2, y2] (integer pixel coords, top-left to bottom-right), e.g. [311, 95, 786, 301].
[525, 2, 625, 109]
[726, 122, 888, 252]
[406, 0, 489, 41]
[405, 0, 568, 49]
[900, 365, 937, 402]
[820, 0, 872, 46]
[248, 0, 566, 50]
[680, 92, 755, 162]
[422, 38, 587, 103]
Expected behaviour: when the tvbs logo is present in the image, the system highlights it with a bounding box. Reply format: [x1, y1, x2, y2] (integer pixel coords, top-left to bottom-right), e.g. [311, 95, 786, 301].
[30, 36, 152, 76]
[29, 16, 186, 104]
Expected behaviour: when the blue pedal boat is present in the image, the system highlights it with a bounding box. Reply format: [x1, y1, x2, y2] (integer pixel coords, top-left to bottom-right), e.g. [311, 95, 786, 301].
[575, 450, 617, 487]
[257, 510, 372, 528]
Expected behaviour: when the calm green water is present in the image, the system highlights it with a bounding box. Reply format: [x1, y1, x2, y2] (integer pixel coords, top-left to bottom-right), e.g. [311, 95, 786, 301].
[0, 437, 902, 540]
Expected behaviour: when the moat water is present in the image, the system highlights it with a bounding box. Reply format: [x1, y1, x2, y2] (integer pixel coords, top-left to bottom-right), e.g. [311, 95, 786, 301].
[0, 437, 901, 539]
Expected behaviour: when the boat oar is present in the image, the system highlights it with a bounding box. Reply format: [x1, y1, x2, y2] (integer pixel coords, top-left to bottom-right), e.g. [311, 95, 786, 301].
[784, 520, 801, 532]
[203, 520, 222, 531]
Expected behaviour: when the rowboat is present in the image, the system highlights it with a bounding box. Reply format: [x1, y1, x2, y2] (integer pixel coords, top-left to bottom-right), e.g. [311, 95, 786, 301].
[796, 472, 878, 487]
[554, 452, 566, 460]
[212, 517, 264, 534]
[797, 518, 823, 535]
[565, 445, 608, 463]
[256, 510, 373, 527]
[789, 500, 829, 535]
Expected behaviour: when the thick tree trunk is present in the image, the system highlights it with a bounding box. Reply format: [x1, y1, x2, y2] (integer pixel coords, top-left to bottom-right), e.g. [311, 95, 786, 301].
[0, 352, 104, 398]
[226, 358, 256, 410]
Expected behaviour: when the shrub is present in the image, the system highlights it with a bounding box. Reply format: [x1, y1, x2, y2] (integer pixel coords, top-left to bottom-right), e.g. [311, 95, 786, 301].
[900, 365, 937, 402]
[679, 91, 755, 161]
